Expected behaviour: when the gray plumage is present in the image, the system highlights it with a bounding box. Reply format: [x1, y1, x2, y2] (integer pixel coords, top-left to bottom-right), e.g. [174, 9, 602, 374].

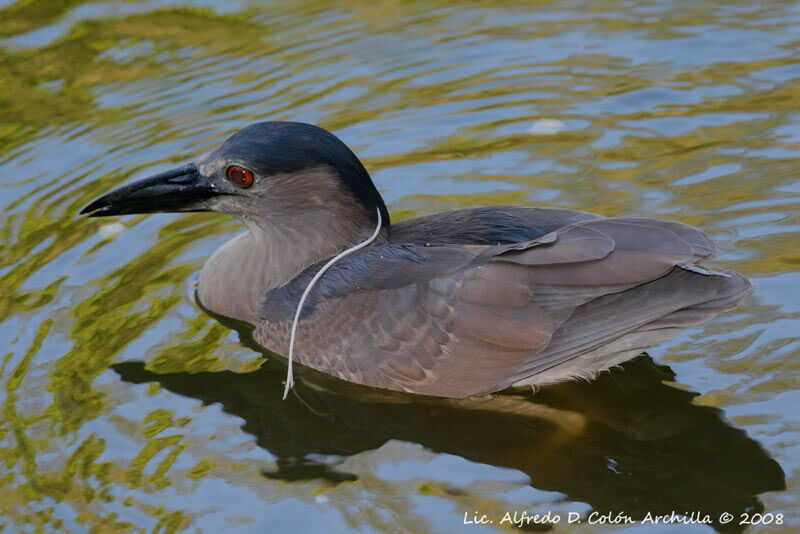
[82, 121, 753, 398]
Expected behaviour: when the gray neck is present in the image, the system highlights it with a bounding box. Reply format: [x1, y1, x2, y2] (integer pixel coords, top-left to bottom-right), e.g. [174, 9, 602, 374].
[197, 207, 384, 323]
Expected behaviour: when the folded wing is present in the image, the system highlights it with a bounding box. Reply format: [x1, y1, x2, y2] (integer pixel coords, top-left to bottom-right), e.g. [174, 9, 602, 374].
[254, 217, 751, 397]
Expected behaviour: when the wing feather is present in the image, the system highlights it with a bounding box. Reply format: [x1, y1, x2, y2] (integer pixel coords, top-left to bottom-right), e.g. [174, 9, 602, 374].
[253, 214, 748, 398]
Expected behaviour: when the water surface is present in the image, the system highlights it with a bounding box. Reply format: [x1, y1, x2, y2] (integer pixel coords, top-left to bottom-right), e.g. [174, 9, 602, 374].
[1, 1, 798, 532]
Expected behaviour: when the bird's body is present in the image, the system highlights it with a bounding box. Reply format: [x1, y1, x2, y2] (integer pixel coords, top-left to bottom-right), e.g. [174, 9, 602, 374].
[82, 121, 753, 398]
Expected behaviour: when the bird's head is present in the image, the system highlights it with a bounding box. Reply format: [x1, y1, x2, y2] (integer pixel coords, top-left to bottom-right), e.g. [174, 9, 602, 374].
[80, 122, 390, 232]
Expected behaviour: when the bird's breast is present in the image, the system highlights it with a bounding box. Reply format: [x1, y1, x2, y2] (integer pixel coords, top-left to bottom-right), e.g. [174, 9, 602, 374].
[197, 232, 264, 324]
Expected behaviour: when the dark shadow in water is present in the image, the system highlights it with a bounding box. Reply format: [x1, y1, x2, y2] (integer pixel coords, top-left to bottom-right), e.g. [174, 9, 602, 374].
[111, 316, 784, 533]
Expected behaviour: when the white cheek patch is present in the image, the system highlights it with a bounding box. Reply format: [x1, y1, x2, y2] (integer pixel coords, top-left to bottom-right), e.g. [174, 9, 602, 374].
[197, 155, 232, 179]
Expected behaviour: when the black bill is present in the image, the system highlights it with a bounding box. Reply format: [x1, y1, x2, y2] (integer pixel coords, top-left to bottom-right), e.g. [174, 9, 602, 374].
[80, 164, 221, 217]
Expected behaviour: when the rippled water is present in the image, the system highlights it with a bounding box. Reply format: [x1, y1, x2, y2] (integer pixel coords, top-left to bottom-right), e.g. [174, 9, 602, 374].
[1, 1, 798, 533]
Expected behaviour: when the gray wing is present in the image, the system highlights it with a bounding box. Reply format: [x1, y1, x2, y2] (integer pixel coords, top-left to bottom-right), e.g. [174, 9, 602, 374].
[254, 218, 752, 398]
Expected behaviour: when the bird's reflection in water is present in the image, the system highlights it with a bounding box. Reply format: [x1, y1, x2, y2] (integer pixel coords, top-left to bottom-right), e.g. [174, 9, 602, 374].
[111, 322, 783, 534]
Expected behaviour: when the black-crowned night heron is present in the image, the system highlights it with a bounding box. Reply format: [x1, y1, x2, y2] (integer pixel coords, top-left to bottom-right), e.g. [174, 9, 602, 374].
[81, 122, 752, 398]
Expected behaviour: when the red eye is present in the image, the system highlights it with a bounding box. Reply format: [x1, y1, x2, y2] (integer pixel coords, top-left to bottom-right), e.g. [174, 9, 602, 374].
[226, 165, 254, 188]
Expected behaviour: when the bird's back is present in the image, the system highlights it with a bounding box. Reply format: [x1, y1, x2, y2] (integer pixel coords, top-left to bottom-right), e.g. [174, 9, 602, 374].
[388, 206, 600, 245]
